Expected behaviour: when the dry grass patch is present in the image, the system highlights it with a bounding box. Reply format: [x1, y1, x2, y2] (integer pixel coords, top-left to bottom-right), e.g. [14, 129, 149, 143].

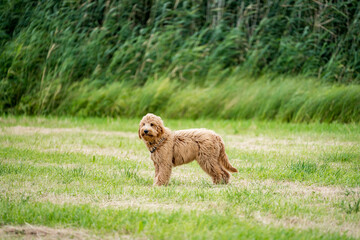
[1, 141, 145, 161]
[252, 212, 360, 239]
[225, 135, 357, 153]
[231, 178, 360, 199]
[0, 126, 138, 139]
[0, 225, 94, 240]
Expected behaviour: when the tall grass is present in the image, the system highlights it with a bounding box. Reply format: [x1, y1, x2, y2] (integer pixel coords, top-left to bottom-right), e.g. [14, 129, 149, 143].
[5, 73, 357, 123]
[1, 0, 359, 121]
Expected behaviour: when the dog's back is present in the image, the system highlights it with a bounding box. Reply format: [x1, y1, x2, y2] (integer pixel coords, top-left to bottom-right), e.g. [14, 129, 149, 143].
[172, 129, 237, 173]
[175, 128, 217, 141]
[172, 129, 220, 163]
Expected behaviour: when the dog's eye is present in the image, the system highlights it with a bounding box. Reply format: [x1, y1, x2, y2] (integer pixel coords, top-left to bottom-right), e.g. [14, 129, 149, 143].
[150, 123, 154, 126]
[143, 123, 145, 126]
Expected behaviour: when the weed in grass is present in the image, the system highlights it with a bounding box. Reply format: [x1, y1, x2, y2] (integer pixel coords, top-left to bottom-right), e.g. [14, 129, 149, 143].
[290, 161, 318, 174]
[71, 167, 87, 178]
[0, 162, 26, 176]
[20, 194, 31, 203]
[346, 199, 360, 214]
[56, 166, 87, 184]
[225, 187, 244, 204]
[321, 151, 360, 163]
[150, 186, 177, 199]
[120, 167, 138, 180]
[225, 187, 256, 206]
[192, 189, 211, 202]
[200, 179, 213, 188]
[340, 191, 360, 214]
[119, 166, 151, 185]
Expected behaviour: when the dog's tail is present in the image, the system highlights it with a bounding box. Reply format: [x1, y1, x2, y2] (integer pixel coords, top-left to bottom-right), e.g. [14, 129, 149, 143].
[218, 136, 238, 173]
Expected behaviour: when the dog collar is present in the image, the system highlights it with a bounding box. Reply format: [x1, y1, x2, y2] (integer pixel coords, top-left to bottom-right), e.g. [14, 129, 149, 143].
[150, 137, 166, 153]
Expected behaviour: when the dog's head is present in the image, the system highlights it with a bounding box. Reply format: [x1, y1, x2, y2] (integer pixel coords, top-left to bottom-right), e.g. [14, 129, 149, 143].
[138, 113, 165, 142]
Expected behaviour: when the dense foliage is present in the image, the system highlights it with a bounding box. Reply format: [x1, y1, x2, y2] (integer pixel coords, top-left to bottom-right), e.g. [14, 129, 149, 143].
[1, 0, 359, 121]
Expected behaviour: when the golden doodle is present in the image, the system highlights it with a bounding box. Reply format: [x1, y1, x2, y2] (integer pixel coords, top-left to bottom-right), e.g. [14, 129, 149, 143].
[139, 113, 238, 186]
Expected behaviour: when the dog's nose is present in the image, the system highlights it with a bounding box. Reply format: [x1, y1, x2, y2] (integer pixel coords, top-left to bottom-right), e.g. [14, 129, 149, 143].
[144, 129, 149, 134]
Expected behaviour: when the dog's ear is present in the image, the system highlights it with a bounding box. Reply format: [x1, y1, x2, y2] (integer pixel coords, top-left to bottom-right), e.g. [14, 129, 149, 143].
[138, 125, 142, 139]
[157, 125, 164, 135]
[156, 119, 165, 135]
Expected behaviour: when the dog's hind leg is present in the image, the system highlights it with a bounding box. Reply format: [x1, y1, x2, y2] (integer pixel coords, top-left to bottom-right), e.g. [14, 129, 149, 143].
[217, 136, 238, 173]
[197, 155, 230, 184]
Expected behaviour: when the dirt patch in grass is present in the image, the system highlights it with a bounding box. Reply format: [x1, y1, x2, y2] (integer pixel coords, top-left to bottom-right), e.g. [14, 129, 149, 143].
[0, 225, 95, 240]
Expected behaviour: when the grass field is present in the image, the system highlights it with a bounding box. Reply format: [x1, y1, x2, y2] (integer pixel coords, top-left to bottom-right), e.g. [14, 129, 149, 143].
[0, 115, 359, 239]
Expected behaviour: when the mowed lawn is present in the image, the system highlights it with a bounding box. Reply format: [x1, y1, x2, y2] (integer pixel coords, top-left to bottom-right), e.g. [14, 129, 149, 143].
[0, 116, 359, 239]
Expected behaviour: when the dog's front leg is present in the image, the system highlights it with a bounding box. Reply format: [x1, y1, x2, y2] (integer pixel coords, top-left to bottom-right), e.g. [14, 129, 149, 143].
[153, 161, 159, 179]
[154, 163, 172, 186]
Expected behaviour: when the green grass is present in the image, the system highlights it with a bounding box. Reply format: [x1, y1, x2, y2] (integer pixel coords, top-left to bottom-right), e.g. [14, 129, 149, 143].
[0, 199, 353, 240]
[0, 116, 359, 239]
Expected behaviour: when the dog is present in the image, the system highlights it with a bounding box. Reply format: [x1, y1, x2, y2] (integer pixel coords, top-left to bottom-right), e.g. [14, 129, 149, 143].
[138, 113, 237, 186]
